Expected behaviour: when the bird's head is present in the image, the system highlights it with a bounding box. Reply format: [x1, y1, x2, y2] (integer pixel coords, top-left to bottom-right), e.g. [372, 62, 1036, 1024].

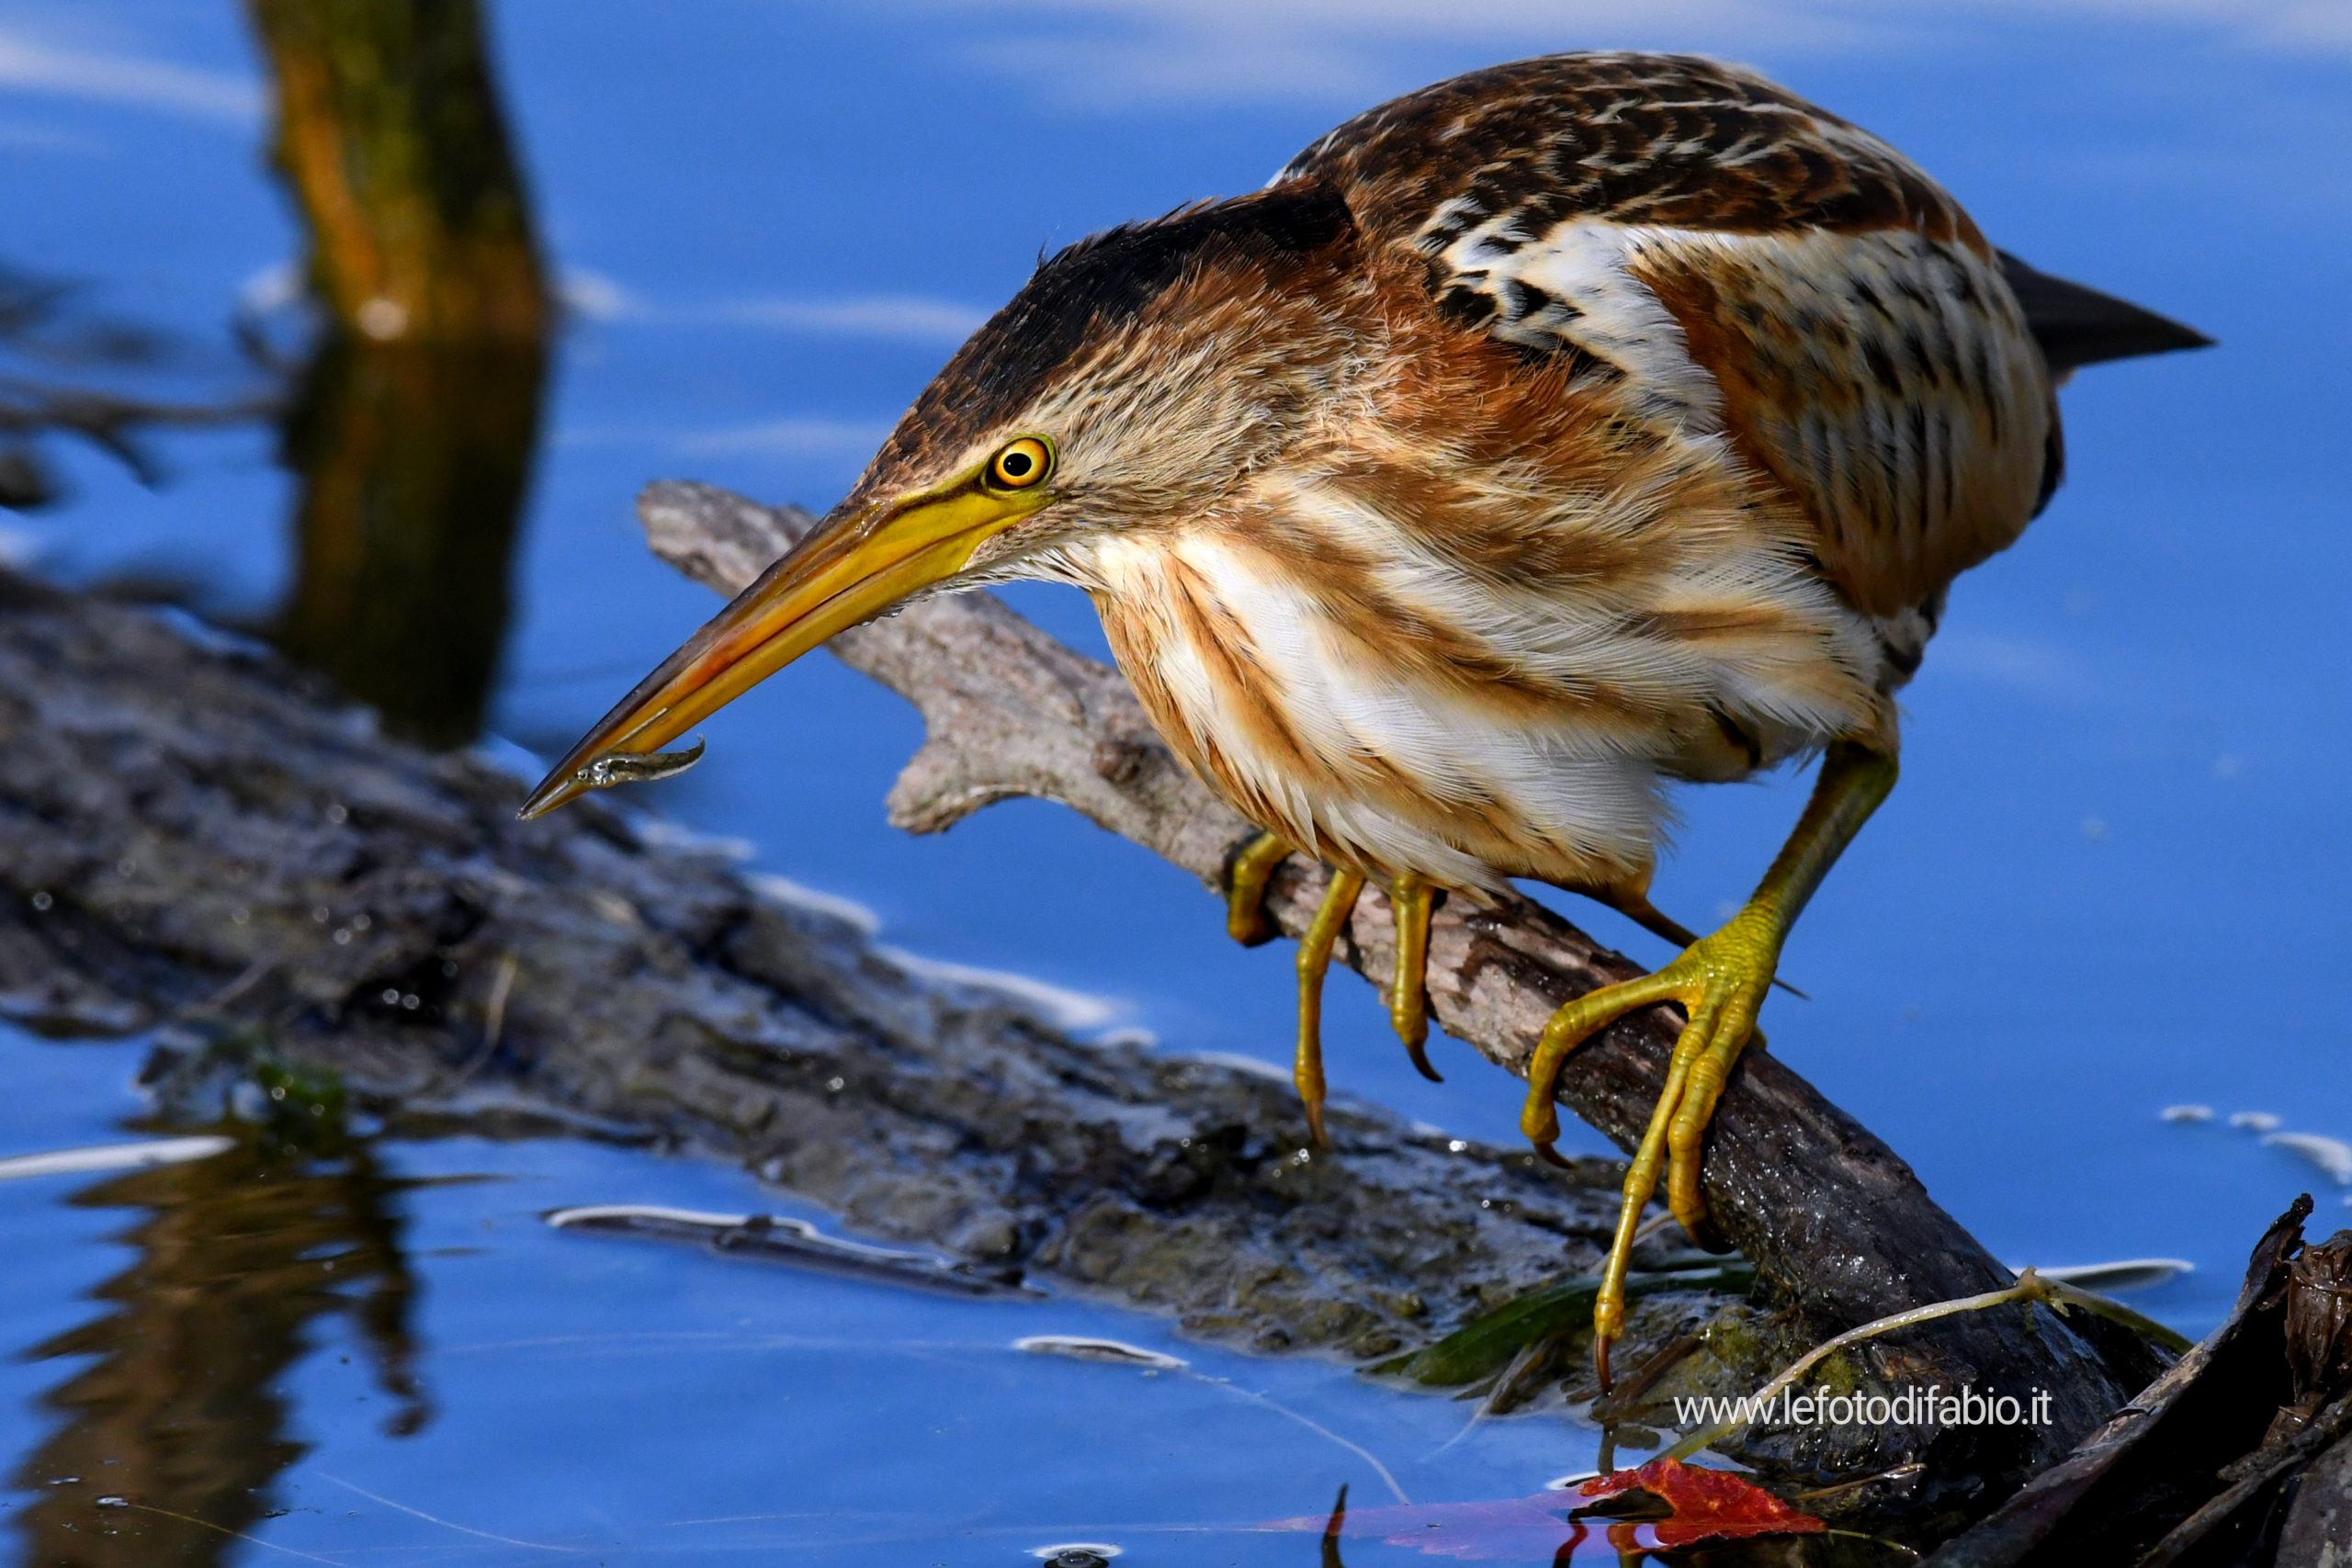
[520, 182, 1358, 818]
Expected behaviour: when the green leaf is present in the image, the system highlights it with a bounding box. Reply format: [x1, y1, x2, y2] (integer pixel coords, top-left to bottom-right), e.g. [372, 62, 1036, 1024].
[1365, 1261, 1756, 1386]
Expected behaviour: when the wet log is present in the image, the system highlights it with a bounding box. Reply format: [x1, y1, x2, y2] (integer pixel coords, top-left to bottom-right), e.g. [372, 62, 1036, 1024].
[2279, 1426, 2352, 1562]
[1926, 1198, 2352, 1566]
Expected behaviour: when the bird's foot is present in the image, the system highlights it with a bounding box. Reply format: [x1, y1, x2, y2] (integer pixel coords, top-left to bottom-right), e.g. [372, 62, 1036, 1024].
[1294, 867, 1365, 1146]
[1385, 874, 1442, 1082]
[1230, 836, 1444, 1121]
[1518, 906, 1782, 1387]
[1224, 830, 1294, 946]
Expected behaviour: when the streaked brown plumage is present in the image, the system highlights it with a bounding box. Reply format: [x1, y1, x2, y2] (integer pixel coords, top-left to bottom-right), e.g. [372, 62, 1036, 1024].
[524, 51, 2207, 1377]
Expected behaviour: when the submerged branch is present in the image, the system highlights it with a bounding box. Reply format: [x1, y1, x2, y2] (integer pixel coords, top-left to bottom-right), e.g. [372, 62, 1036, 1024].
[0, 566, 1669, 1396]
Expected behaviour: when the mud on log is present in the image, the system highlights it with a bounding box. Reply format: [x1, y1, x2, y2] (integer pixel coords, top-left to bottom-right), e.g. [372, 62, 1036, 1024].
[0, 486, 2158, 1535]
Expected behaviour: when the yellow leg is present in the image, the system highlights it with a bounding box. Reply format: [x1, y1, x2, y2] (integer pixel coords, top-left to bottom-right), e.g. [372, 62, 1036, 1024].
[1295, 867, 1364, 1146]
[1225, 830, 1294, 947]
[1567, 877, 1806, 1002]
[1386, 874, 1442, 1082]
[1518, 741, 1900, 1386]
[1564, 875, 1702, 953]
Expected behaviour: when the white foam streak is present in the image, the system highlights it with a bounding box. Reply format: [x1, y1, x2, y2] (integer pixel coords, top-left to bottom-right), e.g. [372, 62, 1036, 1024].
[744, 872, 882, 936]
[2267, 1132, 2352, 1185]
[0, 29, 258, 123]
[876, 946, 1125, 1032]
[0, 1135, 235, 1182]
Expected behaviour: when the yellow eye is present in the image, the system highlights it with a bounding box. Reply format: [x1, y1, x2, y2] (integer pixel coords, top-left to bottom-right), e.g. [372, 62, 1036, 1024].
[989, 436, 1053, 490]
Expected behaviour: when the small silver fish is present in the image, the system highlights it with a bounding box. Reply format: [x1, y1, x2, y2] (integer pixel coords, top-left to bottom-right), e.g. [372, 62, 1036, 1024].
[573, 739, 706, 791]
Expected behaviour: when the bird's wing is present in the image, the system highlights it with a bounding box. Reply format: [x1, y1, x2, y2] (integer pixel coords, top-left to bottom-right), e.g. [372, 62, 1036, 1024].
[1278, 52, 1978, 256]
[1278, 52, 2061, 618]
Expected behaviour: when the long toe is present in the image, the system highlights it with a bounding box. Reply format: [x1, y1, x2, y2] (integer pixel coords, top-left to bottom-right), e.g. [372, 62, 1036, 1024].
[1386, 874, 1442, 1081]
[1224, 831, 1292, 947]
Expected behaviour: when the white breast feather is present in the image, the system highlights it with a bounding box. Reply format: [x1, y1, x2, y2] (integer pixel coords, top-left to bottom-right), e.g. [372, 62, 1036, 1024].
[1173, 536, 1668, 881]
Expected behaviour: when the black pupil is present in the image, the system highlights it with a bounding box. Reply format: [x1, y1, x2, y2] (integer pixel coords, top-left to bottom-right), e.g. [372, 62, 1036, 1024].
[1001, 450, 1033, 479]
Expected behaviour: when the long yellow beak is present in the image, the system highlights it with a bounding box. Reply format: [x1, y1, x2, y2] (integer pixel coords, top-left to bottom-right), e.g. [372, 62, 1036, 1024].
[518, 470, 1048, 819]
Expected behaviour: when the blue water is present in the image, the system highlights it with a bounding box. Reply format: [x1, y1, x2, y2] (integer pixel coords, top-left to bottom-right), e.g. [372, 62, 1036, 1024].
[0, 1028, 1564, 1565]
[4, 2, 2348, 1559]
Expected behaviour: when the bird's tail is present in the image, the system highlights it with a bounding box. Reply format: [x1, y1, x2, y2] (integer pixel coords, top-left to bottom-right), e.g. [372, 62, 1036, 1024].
[1997, 251, 2213, 375]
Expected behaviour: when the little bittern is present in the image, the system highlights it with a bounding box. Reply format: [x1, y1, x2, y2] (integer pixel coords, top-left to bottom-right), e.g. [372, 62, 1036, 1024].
[524, 53, 2207, 1379]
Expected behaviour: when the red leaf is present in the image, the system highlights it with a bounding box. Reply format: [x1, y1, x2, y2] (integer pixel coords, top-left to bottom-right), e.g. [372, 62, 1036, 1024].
[1577, 1458, 1826, 1547]
[1260, 1462, 1824, 1561]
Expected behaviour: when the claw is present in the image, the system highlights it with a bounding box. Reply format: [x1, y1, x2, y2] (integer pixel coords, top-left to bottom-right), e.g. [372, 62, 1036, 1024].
[1518, 969, 1681, 1149]
[1520, 924, 1772, 1375]
[1574, 881, 1807, 999]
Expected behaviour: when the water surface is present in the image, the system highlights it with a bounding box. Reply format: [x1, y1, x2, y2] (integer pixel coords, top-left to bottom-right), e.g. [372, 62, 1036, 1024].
[3, 2, 2346, 1558]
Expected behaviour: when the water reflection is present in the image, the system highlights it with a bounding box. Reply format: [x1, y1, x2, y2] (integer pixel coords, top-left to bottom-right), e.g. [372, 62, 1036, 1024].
[247, 0, 552, 749]
[12, 1121, 426, 1567]
[272, 336, 546, 748]
[0, 259, 277, 514]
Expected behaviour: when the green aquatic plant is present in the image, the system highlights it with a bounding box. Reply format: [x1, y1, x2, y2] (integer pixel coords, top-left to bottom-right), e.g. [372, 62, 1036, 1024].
[1366, 1259, 1757, 1388]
